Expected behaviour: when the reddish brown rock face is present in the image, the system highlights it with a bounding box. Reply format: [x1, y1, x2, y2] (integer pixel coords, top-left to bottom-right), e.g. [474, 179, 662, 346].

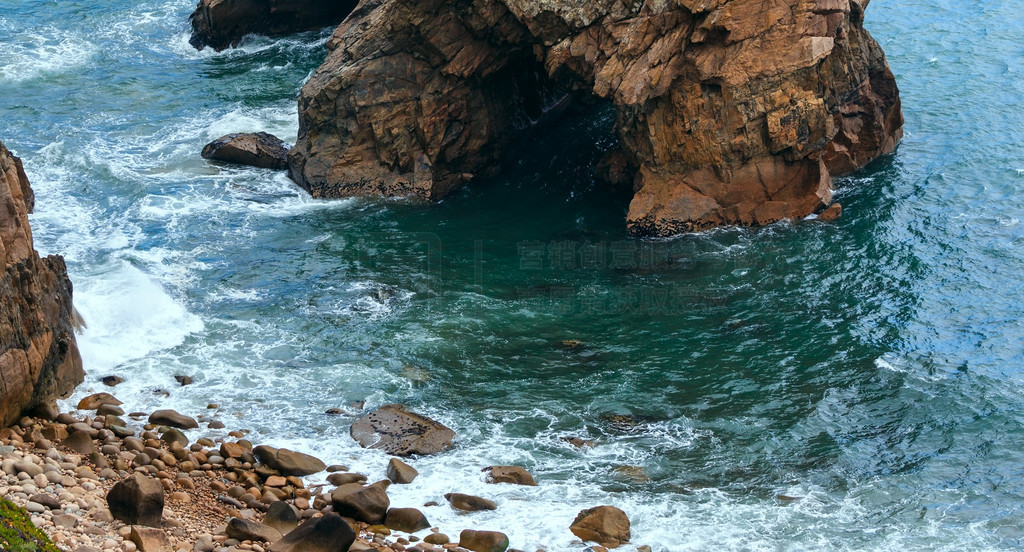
[189, 0, 359, 51]
[0, 140, 83, 427]
[290, 0, 903, 236]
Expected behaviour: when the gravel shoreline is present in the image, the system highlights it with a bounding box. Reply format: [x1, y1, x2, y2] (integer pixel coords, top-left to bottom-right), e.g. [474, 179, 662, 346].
[0, 394, 634, 552]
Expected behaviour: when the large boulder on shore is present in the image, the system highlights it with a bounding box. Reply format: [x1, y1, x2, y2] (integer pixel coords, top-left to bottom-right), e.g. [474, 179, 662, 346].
[458, 529, 509, 552]
[188, 0, 359, 51]
[149, 409, 198, 429]
[384, 507, 430, 533]
[201, 132, 290, 170]
[289, 0, 902, 236]
[330, 481, 390, 524]
[107, 473, 165, 527]
[253, 445, 326, 476]
[269, 513, 356, 552]
[569, 505, 631, 548]
[226, 518, 283, 543]
[0, 140, 84, 427]
[350, 404, 455, 456]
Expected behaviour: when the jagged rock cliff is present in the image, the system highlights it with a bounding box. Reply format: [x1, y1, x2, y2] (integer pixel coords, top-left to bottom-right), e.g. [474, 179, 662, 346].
[0, 140, 83, 426]
[189, 0, 358, 51]
[288, 0, 902, 236]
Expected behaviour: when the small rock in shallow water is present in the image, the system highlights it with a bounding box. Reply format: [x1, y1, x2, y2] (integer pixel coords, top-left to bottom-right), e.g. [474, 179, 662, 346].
[483, 466, 536, 486]
[817, 202, 843, 222]
[101, 375, 125, 387]
[77, 393, 122, 410]
[386, 458, 418, 484]
[201, 132, 289, 170]
[444, 493, 496, 512]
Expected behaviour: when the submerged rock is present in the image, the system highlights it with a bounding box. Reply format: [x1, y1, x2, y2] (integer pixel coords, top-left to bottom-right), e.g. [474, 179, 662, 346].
[188, 0, 359, 52]
[350, 404, 455, 456]
[0, 139, 84, 427]
[288, 0, 902, 237]
[201, 132, 290, 170]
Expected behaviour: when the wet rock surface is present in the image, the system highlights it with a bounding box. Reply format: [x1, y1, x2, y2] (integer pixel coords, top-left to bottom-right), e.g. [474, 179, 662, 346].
[289, 0, 902, 236]
[188, 0, 358, 51]
[350, 404, 455, 456]
[0, 140, 83, 427]
[201, 132, 290, 171]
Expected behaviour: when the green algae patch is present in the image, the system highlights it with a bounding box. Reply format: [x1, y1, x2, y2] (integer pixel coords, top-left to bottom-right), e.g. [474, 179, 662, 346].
[0, 498, 60, 552]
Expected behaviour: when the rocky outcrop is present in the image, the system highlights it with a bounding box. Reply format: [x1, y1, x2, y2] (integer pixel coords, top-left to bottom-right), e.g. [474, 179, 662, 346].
[0, 140, 83, 427]
[189, 0, 359, 51]
[201, 132, 290, 170]
[289, 0, 902, 236]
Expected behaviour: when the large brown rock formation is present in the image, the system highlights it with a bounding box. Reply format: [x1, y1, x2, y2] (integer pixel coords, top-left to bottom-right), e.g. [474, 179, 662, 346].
[0, 140, 83, 427]
[189, 0, 359, 51]
[288, 0, 902, 236]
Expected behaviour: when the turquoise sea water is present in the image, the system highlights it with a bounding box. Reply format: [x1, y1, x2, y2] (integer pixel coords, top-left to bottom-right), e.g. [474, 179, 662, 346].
[2, 1, 1024, 550]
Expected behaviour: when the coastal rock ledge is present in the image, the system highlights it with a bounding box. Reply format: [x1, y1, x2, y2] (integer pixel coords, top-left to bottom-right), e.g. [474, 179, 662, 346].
[288, 0, 903, 236]
[0, 140, 83, 427]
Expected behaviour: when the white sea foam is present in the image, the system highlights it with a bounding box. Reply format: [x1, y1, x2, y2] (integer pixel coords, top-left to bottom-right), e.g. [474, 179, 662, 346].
[74, 261, 204, 375]
[0, 27, 99, 82]
[203, 104, 300, 143]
